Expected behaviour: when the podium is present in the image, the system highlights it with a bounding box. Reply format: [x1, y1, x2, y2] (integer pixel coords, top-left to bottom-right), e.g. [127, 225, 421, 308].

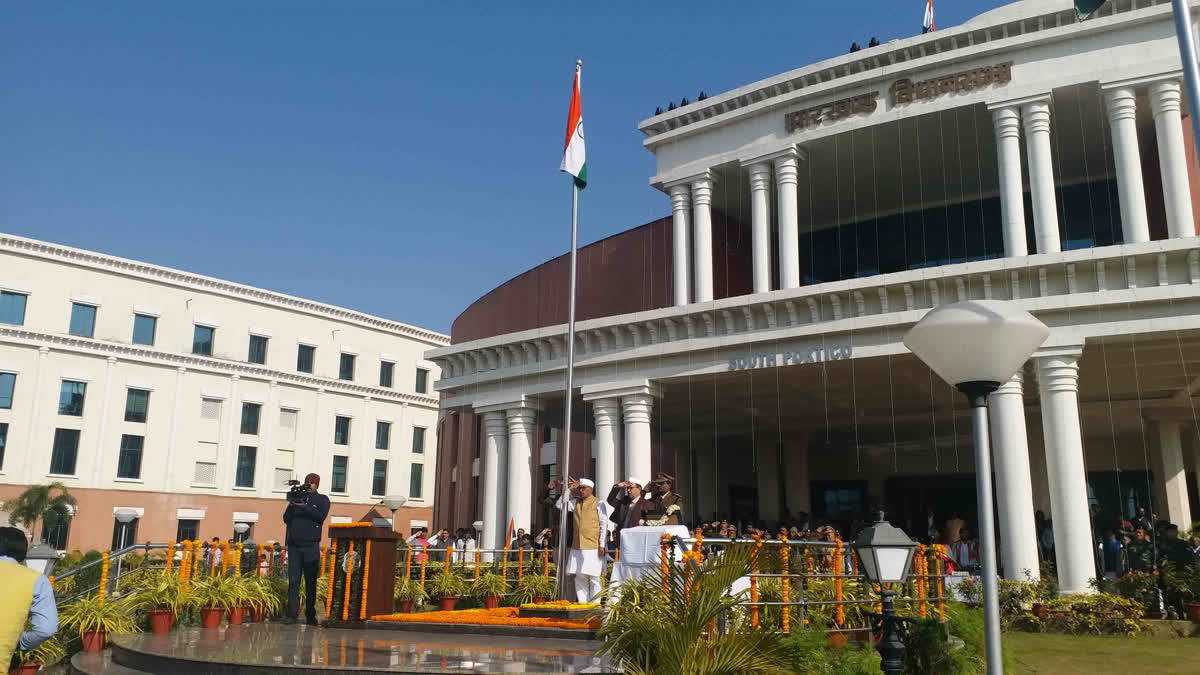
[325, 522, 401, 626]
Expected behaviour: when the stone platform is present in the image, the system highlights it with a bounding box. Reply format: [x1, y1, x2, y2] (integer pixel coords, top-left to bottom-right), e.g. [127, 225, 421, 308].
[70, 623, 618, 674]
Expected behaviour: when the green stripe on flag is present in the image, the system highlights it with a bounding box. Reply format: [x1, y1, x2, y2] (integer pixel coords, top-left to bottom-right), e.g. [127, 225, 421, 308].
[575, 163, 587, 190]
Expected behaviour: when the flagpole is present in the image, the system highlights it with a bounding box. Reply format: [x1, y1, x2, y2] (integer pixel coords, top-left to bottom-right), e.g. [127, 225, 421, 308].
[1171, 0, 1200, 155]
[555, 60, 582, 602]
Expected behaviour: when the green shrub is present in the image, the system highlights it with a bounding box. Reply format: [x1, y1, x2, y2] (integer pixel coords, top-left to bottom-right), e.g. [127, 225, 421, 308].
[1014, 593, 1145, 636]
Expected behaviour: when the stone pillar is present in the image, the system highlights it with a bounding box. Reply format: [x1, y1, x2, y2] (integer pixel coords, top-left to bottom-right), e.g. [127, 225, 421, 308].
[1035, 351, 1095, 594]
[784, 435, 811, 517]
[480, 411, 508, 555]
[670, 184, 692, 306]
[221, 374, 242, 489]
[747, 162, 773, 293]
[163, 366, 188, 489]
[988, 372, 1040, 580]
[91, 356, 118, 485]
[1152, 420, 1193, 527]
[1022, 100, 1062, 254]
[756, 441, 781, 523]
[592, 398, 620, 496]
[506, 408, 538, 534]
[692, 176, 715, 303]
[1149, 80, 1196, 239]
[775, 150, 801, 289]
[622, 394, 654, 486]
[1103, 86, 1151, 244]
[992, 106, 1029, 257]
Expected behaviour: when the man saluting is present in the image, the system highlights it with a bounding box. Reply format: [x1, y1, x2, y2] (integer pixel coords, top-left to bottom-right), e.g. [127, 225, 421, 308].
[547, 477, 610, 603]
[643, 472, 684, 526]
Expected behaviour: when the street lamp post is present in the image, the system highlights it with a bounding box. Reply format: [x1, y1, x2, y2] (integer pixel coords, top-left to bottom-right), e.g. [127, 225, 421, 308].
[112, 508, 138, 594]
[24, 541, 61, 577]
[381, 496, 408, 532]
[903, 300, 1049, 675]
[853, 514, 918, 675]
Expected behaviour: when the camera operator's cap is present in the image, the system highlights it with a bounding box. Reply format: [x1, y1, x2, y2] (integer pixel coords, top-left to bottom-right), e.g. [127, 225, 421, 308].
[577, 478, 594, 488]
[304, 472, 321, 487]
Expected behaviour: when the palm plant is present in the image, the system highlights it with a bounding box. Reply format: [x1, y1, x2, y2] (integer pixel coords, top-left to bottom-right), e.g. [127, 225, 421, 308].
[58, 594, 141, 636]
[127, 570, 186, 612]
[15, 633, 66, 667]
[3, 482, 76, 542]
[511, 573, 555, 604]
[597, 544, 807, 675]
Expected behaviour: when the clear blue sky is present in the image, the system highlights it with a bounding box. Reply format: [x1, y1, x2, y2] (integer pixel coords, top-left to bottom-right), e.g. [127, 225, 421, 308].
[1, 1, 1009, 334]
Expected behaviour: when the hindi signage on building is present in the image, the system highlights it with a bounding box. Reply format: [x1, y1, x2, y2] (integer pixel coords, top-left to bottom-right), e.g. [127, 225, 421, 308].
[785, 93, 879, 133]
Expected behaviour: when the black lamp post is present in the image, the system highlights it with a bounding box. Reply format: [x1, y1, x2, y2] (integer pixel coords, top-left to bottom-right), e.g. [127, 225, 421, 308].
[853, 513, 917, 675]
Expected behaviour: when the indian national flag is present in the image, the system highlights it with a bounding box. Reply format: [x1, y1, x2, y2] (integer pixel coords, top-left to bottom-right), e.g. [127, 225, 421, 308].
[923, 0, 935, 34]
[560, 64, 587, 189]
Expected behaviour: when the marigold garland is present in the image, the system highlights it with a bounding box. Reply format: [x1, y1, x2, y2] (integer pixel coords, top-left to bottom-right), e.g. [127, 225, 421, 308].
[445, 543, 453, 575]
[192, 540, 201, 579]
[360, 540, 372, 620]
[265, 542, 274, 574]
[474, 547, 480, 581]
[916, 543, 928, 618]
[405, 545, 413, 580]
[165, 540, 175, 574]
[329, 521, 373, 528]
[518, 600, 598, 609]
[517, 547, 524, 586]
[659, 534, 671, 599]
[780, 536, 790, 633]
[325, 540, 338, 619]
[750, 534, 762, 629]
[935, 544, 946, 621]
[373, 607, 599, 630]
[342, 541, 355, 620]
[419, 546, 427, 589]
[833, 538, 844, 627]
[544, 549, 550, 578]
[99, 552, 110, 601]
[180, 541, 192, 593]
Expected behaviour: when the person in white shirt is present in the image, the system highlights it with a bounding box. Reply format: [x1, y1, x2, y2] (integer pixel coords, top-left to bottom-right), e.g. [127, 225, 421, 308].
[455, 528, 476, 563]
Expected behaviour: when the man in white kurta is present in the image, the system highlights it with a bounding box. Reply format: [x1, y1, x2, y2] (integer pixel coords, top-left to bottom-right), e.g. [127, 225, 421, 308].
[552, 478, 611, 603]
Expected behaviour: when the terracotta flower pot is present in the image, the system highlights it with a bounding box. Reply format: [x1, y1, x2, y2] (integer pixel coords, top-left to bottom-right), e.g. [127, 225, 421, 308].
[1185, 603, 1200, 623]
[228, 606, 247, 624]
[9, 661, 42, 675]
[532, 596, 547, 604]
[484, 595, 500, 610]
[250, 608, 267, 623]
[828, 632, 849, 649]
[81, 629, 106, 653]
[148, 608, 175, 634]
[399, 600, 415, 614]
[200, 607, 224, 628]
[438, 597, 460, 612]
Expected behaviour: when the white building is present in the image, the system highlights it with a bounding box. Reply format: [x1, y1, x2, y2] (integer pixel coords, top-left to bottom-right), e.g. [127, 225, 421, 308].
[430, 0, 1200, 596]
[0, 233, 446, 551]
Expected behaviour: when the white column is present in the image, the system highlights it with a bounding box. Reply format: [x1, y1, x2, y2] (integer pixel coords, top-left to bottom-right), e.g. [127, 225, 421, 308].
[784, 435, 811, 517]
[775, 150, 801, 289]
[506, 408, 537, 534]
[756, 441, 781, 523]
[163, 366, 187, 490]
[1153, 420, 1193, 527]
[480, 411, 508, 555]
[669, 184, 692, 306]
[747, 162, 773, 293]
[220, 374, 241, 490]
[592, 398, 619, 495]
[622, 394, 654, 485]
[90, 356, 118, 485]
[1150, 80, 1196, 239]
[1022, 100, 1062, 254]
[1104, 86, 1151, 244]
[988, 372, 1040, 580]
[691, 177, 715, 303]
[993, 106, 1029, 257]
[257, 380, 279, 496]
[1035, 352, 1094, 594]
[21, 347, 51, 482]
[358, 395, 373, 498]
[612, 403, 624, 483]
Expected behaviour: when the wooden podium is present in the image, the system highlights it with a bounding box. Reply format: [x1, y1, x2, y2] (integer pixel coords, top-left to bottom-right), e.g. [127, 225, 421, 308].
[325, 513, 401, 626]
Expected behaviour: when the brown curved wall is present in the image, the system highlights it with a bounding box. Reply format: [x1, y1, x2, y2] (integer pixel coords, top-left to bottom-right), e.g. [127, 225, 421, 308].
[452, 212, 752, 344]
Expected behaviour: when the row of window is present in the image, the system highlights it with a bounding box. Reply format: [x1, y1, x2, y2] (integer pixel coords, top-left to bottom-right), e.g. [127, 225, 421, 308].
[332, 414, 425, 453]
[0, 291, 431, 392]
[39, 514, 259, 552]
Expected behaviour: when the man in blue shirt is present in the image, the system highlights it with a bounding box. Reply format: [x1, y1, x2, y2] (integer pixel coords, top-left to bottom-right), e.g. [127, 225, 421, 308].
[282, 473, 330, 625]
[1, 527, 58, 664]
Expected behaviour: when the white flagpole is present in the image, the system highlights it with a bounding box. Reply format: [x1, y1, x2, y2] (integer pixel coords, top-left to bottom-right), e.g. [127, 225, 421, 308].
[554, 59, 582, 601]
[1171, 0, 1200, 154]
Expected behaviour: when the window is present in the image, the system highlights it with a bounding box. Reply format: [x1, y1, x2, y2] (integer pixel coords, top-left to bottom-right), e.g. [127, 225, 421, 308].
[131, 314, 157, 346]
[0, 373, 13, 409]
[41, 510, 70, 550]
[116, 434, 144, 479]
[192, 325, 214, 356]
[409, 463, 423, 499]
[50, 429, 81, 475]
[379, 361, 394, 388]
[0, 291, 27, 326]
[58, 380, 87, 416]
[69, 303, 96, 337]
[0, 422, 7, 471]
[248, 335, 268, 365]
[339, 353, 355, 381]
[296, 345, 315, 373]
[411, 426, 425, 454]
[235, 446, 257, 488]
[415, 368, 429, 394]
[331, 455, 348, 493]
[375, 421, 391, 450]
[124, 389, 150, 423]
[111, 517, 139, 551]
[176, 519, 199, 542]
[334, 416, 351, 445]
[240, 403, 261, 435]
[372, 459, 387, 496]
[200, 398, 222, 420]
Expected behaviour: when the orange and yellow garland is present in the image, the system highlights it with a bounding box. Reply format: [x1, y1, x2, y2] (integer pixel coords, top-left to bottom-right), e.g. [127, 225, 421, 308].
[833, 538, 844, 628]
[359, 540, 371, 620]
[373, 607, 599, 630]
[165, 540, 175, 574]
[98, 552, 110, 601]
[325, 540, 338, 620]
[329, 521, 373, 528]
[750, 534, 762, 629]
[780, 536, 790, 633]
[342, 541, 355, 620]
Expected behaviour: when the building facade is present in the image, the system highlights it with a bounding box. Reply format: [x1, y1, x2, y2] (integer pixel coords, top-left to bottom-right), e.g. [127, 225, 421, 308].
[430, 0, 1200, 597]
[0, 234, 446, 551]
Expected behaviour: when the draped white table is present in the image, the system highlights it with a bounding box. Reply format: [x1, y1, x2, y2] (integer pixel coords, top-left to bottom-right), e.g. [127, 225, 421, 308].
[608, 525, 690, 595]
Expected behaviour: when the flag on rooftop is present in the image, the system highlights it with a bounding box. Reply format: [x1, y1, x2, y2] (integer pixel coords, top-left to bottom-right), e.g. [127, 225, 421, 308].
[560, 61, 587, 190]
[923, 0, 935, 33]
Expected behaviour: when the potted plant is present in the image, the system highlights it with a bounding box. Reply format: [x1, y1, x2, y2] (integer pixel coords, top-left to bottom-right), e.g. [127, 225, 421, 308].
[393, 576, 428, 613]
[186, 574, 237, 628]
[128, 570, 185, 633]
[11, 634, 66, 674]
[58, 593, 140, 652]
[512, 573, 555, 605]
[426, 572, 468, 611]
[226, 577, 252, 625]
[470, 572, 509, 610]
[245, 576, 282, 622]
[1161, 561, 1200, 623]
[954, 576, 981, 608]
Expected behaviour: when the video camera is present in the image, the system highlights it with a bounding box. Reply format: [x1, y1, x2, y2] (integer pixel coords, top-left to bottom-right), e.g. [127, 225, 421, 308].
[286, 479, 312, 505]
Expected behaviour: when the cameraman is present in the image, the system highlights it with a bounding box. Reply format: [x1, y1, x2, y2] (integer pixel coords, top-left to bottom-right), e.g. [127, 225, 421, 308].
[282, 472, 330, 625]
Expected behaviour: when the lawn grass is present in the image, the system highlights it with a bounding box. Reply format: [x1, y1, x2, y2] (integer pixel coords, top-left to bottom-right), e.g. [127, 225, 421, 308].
[1005, 632, 1198, 674]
